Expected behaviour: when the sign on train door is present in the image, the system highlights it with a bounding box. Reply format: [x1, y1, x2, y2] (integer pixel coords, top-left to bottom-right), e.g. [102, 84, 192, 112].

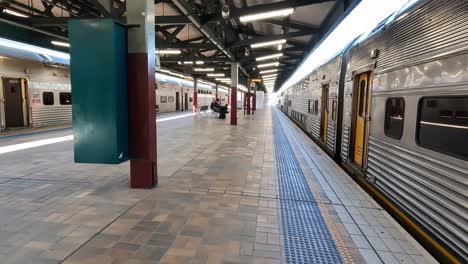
[321, 84, 329, 143]
[353, 72, 372, 167]
[2, 78, 24, 127]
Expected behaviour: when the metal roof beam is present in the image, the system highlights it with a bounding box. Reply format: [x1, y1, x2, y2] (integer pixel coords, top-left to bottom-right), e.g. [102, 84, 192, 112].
[262, 19, 319, 32]
[157, 42, 217, 49]
[155, 15, 191, 25]
[160, 57, 231, 62]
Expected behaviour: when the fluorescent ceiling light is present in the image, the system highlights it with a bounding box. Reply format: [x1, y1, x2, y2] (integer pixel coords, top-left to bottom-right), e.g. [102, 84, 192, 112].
[251, 39, 286, 49]
[194, 68, 215, 72]
[215, 78, 231, 81]
[51, 41, 70, 48]
[240, 8, 294, 23]
[256, 53, 283, 61]
[207, 73, 225, 77]
[2, 9, 29, 18]
[262, 73, 278, 78]
[156, 49, 181, 54]
[183, 61, 193, 64]
[260, 69, 278, 74]
[258, 62, 279, 68]
[277, 44, 283, 51]
[279, 0, 419, 93]
[195, 61, 204, 64]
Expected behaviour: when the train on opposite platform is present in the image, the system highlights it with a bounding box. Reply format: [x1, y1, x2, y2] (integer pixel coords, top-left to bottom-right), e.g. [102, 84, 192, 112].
[278, 0, 467, 262]
[0, 55, 229, 131]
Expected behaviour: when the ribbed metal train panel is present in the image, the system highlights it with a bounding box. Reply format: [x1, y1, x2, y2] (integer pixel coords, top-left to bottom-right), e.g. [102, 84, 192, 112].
[31, 106, 72, 127]
[368, 137, 467, 259]
[348, 0, 468, 74]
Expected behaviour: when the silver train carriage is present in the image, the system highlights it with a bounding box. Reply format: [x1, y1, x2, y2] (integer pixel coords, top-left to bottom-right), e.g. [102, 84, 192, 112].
[279, 0, 468, 262]
[0, 56, 227, 131]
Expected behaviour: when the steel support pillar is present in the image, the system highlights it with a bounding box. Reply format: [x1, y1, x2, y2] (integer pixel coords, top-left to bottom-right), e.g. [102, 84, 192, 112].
[215, 83, 218, 100]
[230, 63, 238, 125]
[193, 78, 198, 113]
[127, 0, 157, 188]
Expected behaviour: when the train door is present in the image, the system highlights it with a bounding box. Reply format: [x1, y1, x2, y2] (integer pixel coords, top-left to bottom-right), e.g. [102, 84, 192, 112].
[321, 84, 329, 142]
[176, 92, 180, 111]
[2, 78, 24, 127]
[353, 72, 372, 167]
[184, 93, 188, 110]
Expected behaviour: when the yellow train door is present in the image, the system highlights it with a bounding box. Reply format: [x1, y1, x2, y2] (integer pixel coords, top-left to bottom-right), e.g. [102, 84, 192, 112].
[353, 73, 371, 167]
[321, 84, 329, 143]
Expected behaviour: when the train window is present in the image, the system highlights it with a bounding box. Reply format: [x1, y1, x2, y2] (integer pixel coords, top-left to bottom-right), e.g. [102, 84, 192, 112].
[59, 92, 72, 105]
[358, 79, 367, 117]
[314, 100, 319, 115]
[308, 100, 313, 114]
[417, 97, 468, 160]
[384, 98, 405, 139]
[43, 92, 54, 105]
[168, 96, 174, 103]
[160, 96, 167, 103]
[332, 100, 337, 121]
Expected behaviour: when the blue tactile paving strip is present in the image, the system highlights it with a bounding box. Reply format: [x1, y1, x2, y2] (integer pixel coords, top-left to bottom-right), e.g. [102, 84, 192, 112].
[273, 112, 344, 264]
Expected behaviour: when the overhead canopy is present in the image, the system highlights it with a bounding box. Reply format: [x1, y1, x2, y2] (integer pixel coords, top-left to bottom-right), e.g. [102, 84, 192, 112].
[0, 0, 359, 91]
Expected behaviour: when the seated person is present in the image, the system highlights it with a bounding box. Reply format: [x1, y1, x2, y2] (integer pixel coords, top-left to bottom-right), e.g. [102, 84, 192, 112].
[211, 99, 221, 113]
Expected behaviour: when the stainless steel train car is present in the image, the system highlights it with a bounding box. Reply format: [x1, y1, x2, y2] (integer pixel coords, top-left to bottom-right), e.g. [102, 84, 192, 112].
[279, 0, 468, 262]
[0, 56, 71, 130]
[0, 54, 227, 130]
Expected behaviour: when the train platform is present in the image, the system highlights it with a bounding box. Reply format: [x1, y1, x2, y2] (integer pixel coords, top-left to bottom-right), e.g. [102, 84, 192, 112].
[0, 108, 436, 264]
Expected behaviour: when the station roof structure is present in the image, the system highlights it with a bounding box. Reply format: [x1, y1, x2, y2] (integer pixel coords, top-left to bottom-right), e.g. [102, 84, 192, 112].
[0, 0, 358, 91]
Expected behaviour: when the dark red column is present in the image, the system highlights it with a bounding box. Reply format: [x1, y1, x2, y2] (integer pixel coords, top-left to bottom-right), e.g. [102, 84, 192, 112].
[127, 0, 157, 188]
[230, 63, 238, 125]
[193, 78, 198, 113]
[253, 85, 256, 113]
[230, 86, 237, 125]
[247, 81, 251, 115]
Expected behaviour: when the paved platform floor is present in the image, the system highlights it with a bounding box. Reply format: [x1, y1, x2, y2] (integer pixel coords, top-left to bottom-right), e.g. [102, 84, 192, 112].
[0, 107, 437, 264]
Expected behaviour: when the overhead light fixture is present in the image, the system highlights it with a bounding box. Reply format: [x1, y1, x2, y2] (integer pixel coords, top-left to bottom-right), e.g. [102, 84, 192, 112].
[256, 53, 283, 61]
[251, 39, 286, 49]
[215, 78, 231, 81]
[221, 4, 230, 19]
[207, 73, 225, 77]
[2, 9, 29, 18]
[260, 69, 278, 74]
[195, 61, 204, 64]
[183, 61, 193, 64]
[156, 49, 181, 54]
[262, 73, 278, 78]
[194, 68, 215, 72]
[51, 41, 70, 48]
[240, 8, 294, 23]
[277, 44, 283, 51]
[258, 62, 279, 68]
